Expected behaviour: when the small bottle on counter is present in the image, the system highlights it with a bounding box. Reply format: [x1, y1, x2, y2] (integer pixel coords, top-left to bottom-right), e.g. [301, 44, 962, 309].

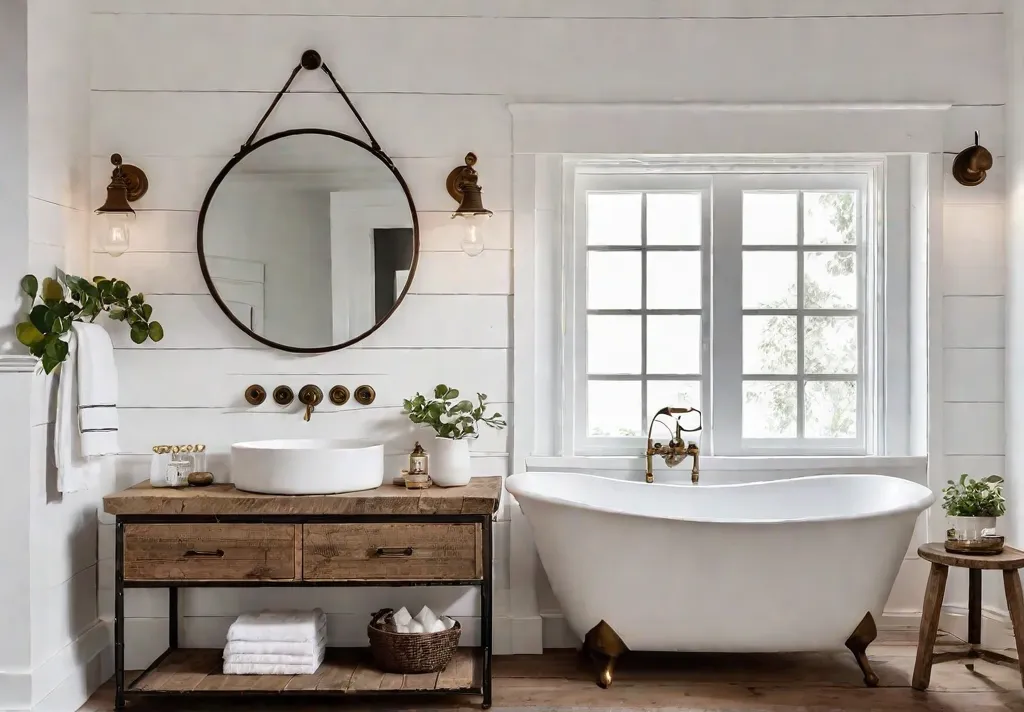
[409, 442, 428, 476]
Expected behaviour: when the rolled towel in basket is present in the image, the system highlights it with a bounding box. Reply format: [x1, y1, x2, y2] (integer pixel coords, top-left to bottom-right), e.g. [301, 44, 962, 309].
[226, 609, 326, 643]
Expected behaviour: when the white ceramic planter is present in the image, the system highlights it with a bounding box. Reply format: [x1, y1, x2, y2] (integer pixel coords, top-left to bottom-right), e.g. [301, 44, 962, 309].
[946, 515, 998, 542]
[429, 437, 471, 487]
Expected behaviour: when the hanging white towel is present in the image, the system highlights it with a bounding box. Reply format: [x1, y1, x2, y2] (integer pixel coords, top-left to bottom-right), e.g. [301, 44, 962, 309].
[55, 329, 96, 493]
[226, 609, 327, 643]
[73, 323, 119, 456]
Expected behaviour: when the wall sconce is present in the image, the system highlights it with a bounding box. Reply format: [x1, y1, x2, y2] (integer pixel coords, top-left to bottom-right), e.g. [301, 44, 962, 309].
[952, 132, 993, 187]
[446, 152, 493, 257]
[95, 153, 149, 257]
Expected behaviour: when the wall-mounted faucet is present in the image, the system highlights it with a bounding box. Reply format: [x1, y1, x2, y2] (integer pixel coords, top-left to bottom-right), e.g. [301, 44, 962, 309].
[645, 406, 702, 484]
[298, 385, 324, 422]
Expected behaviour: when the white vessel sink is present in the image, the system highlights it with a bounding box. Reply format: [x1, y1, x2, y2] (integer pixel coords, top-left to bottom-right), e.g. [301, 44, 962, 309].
[231, 439, 384, 495]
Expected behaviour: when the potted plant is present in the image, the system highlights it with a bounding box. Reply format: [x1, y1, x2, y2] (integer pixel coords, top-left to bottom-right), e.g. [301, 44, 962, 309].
[942, 474, 1006, 554]
[403, 385, 506, 487]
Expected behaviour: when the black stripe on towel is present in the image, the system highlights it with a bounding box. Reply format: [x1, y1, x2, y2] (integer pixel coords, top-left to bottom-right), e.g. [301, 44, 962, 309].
[78, 404, 116, 409]
[81, 428, 119, 433]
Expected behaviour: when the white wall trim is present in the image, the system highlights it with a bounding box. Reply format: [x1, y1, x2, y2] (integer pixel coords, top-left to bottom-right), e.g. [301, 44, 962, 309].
[509, 102, 953, 155]
[0, 620, 110, 711]
[539, 609, 1015, 652]
[0, 355, 37, 373]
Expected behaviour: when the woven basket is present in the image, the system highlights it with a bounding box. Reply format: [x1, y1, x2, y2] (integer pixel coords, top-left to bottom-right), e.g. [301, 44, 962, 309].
[367, 608, 461, 674]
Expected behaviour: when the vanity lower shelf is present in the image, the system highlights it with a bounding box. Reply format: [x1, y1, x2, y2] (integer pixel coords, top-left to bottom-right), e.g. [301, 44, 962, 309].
[127, 647, 483, 697]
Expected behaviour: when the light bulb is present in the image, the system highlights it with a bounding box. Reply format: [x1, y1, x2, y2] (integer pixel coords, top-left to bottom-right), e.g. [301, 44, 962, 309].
[102, 212, 134, 257]
[456, 212, 490, 257]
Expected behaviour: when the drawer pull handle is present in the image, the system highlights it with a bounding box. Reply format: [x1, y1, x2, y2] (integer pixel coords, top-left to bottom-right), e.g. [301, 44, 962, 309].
[375, 547, 414, 558]
[183, 549, 225, 558]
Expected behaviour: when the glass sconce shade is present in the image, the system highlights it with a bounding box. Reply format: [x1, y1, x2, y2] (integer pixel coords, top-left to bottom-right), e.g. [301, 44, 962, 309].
[101, 211, 135, 257]
[454, 212, 490, 257]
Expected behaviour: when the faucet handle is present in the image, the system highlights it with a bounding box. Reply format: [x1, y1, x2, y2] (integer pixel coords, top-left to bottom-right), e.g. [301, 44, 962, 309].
[298, 384, 323, 422]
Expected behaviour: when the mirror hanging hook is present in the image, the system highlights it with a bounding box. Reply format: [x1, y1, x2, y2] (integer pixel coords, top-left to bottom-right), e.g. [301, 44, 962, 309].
[237, 49, 384, 158]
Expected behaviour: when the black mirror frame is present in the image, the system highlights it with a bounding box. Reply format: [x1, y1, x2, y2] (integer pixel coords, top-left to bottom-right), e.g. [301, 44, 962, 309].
[197, 127, 420, 354]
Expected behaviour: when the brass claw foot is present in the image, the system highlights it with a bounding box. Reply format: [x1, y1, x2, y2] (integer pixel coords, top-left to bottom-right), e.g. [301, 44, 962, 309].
[583, 621, 628, 689]
[845, 612, 880, 687]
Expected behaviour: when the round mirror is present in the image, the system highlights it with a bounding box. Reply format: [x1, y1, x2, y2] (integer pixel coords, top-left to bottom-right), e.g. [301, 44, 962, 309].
[198, 129, 418, 353]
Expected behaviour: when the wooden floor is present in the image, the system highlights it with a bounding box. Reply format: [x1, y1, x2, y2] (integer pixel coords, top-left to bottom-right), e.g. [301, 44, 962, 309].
[81, 631, 1024, 711]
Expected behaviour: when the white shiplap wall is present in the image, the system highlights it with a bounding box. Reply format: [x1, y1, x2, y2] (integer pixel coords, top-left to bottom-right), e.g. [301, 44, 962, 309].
[89, 0, 1007, 664]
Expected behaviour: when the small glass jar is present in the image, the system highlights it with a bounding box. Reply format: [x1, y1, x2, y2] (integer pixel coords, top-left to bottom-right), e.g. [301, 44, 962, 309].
[150, 446, 172, 488]
[166, 446, 192, 487]
[409, 442, 428, 476]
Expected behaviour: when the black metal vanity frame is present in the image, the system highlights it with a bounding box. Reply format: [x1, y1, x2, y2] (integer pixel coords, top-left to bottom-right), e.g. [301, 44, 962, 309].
[113, 512, 493, 710]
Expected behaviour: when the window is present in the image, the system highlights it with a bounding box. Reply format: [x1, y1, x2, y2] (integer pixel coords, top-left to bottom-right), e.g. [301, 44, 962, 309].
[567, 162, 882, 456]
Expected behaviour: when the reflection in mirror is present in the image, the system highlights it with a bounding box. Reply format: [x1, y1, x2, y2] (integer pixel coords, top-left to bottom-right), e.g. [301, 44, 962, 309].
[201, 132, 416, 351]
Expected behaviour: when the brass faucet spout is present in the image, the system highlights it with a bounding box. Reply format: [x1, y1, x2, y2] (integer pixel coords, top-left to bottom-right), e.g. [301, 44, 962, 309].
[644, 406, 702, 484]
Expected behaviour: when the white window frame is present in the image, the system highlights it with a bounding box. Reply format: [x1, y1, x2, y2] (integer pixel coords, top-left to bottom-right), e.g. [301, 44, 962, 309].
[563, 157, 889, 458]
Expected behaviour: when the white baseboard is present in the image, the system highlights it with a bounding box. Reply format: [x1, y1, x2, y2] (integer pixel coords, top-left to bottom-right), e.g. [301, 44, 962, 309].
[0, 620, 111, 712]
[537, 609, 1015, 651]
[940, 604, 1016, 650]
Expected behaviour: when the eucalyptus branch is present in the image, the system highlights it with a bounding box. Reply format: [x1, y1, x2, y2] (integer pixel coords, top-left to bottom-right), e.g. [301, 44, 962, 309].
[403, 384, 506, 440]
[16, 273, 164, 374]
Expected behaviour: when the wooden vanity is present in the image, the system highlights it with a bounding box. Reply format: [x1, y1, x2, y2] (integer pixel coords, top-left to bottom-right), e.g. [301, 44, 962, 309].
[103, 478, 502, 709]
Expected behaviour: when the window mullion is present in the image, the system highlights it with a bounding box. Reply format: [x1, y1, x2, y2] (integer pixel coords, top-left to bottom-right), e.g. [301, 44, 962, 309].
[710, 176, 744, 454]
[796, 191, 805, 440]
[640, 193, 648, 434]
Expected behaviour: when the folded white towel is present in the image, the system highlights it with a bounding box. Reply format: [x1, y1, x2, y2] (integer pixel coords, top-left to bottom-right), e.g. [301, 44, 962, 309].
[223, 660, 322, 675]
[393, 607, 412, 628]
[223, 644, 325, 675]
[224, 652, 323, 665]
[74, 323, 119, 457]
[226, 609, 326, 643]
[224, 628, 326, 657]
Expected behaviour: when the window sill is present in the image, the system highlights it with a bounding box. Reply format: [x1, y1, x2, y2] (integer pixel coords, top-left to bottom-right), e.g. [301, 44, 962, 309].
[524, 455, 928, 484]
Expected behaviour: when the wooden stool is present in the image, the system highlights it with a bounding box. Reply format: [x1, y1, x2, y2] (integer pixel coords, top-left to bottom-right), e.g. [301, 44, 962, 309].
[912, 542, 1024, 690]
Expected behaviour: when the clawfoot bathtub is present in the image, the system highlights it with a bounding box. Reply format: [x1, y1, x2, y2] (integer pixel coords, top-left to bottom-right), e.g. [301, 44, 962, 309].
[505, 472, 935, 687]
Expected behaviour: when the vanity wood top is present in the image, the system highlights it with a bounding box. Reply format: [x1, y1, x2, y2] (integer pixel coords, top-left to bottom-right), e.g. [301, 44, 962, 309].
[103, 477, 502, 516]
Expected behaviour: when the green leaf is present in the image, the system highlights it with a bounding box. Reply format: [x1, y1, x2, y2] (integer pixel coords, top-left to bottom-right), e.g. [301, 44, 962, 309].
[130, 323, 149, 344]
[112, 280, 130, 300]
[29, 304, 54, 334]
[43, 335, 68, 362]
[446, 388, 460, 400]
[41, 355, 61, 375]
[16, 322, 44, 347]
[142, 303, 153, 321]
[457, 400, 474, 413]
[92, 276, 106, 283]
[108, 308, 125, 321]
[41, 277, 64, 304]
[20, 275, 38, 299]
[434, 384, 448, 399]
[148, 321, 164, 342]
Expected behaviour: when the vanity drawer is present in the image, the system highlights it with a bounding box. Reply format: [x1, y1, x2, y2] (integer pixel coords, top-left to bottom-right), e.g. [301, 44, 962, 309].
[123, 524, 299, 582]
[303, 523, 482, 581]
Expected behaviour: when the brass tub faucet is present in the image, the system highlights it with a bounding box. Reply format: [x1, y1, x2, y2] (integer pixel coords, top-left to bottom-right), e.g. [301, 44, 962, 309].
[645, 406, 702, 484]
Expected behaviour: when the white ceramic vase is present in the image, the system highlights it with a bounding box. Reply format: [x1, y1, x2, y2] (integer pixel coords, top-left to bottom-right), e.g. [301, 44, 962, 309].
[429, 437, 472, 487]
